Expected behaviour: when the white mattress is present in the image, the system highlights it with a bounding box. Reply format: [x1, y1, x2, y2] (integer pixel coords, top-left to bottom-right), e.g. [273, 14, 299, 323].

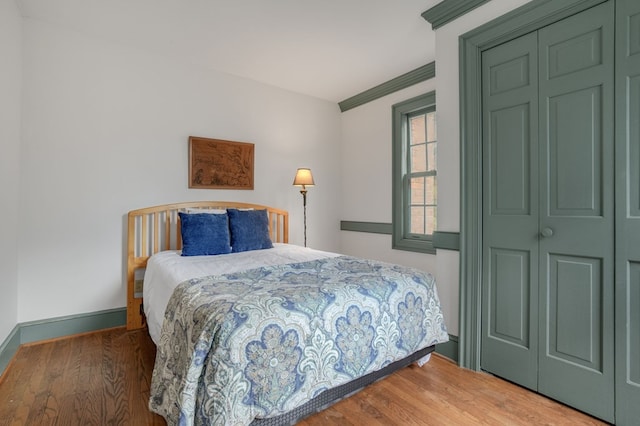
[143, 243, 339, 344]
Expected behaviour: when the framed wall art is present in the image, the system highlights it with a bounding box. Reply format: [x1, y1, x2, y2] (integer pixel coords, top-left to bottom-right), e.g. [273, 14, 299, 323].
[188, 136, 254, 190]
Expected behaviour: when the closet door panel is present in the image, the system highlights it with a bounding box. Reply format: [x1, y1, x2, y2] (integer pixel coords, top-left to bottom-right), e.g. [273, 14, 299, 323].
[547, 255, 603, 371]
[547, 86, 602, 216]
[489, 248, 530, 346]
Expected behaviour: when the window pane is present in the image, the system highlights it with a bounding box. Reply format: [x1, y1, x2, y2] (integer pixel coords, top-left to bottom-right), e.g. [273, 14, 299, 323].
[426, 111, 436, 142]
[411, 206, 425, 234]
[411, 144, 427, 172]
[425, 206, 436, 235]
[427, 142, 437, 172]
[410, 115, 426, 144]
[410, 177, 425, 204]
[426, 176, 436, 205]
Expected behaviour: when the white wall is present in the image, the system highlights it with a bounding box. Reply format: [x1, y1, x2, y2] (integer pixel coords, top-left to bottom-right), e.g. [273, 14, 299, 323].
[0, 0, 22, 344]
[9, 0, 536, 334]
[339, 79, 459, 335]
[17, 18, 342, 323]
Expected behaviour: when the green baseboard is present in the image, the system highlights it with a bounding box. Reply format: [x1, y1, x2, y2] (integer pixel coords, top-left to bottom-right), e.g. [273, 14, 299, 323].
[435, 334, 459, 363]
[0, 325, 20, 378]
[0, 307, 126, 377]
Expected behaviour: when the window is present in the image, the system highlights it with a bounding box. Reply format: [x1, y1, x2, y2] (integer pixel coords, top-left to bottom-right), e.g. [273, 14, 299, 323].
[392, 92, 437, 254]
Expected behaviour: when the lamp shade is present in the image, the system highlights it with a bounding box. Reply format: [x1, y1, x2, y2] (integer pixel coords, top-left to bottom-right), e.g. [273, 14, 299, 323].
[293, 168, 315, 187]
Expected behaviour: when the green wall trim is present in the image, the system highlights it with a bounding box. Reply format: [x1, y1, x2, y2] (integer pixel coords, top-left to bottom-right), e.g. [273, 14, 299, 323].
[432, 231, 460, 251]
[422, 0, 492, 30]
[435, 334, 459, 363]
[459, 0, 609, 371]
[338, 62, 435, 112]
[19, 307, 126, 344]
[0, 325, 20, 379]
[0, 307, 127, 377]
[340, 223, 460, 252]
[340, 220, 392, 235]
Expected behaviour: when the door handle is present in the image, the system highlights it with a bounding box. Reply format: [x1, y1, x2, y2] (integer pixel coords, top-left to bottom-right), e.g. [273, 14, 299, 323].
[540, 227, 554, 238]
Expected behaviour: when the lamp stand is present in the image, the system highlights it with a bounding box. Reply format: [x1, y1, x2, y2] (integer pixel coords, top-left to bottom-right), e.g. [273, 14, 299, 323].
[293, 168, 314, 247]
[300, 187, 308, 247]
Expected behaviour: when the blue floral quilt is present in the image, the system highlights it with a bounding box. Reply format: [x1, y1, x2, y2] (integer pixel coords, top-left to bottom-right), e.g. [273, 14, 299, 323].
[149, 255, 448, 425]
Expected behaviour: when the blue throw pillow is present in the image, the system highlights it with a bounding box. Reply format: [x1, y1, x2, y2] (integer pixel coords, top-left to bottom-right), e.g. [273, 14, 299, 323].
[179, 212, 232, 256]
[227, 209, 274, 253]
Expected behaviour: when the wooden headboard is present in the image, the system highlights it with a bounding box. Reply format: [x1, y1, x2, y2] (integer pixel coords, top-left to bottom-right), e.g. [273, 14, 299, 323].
[126, 201, 289, 330]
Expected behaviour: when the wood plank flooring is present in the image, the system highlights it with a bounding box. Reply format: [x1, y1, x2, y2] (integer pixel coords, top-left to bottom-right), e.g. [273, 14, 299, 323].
[0, 327, 607, 425]
[0, 327, 163, 426]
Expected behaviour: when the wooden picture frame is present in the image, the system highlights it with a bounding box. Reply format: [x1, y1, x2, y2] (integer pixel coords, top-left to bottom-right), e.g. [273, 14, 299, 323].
[188, 136, 254, 190]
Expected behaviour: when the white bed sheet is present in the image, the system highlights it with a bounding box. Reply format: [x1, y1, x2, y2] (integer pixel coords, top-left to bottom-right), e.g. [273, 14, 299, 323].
[143, 243, 340, 344]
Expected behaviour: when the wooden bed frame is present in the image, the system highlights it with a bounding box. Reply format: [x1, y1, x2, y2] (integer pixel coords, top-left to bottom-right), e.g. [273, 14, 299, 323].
[127, 201, 439, 425]
[126, 201, 289, 330]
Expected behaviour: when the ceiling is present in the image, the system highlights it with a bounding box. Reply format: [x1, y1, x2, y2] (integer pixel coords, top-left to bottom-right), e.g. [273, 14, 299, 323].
[16, 0, 440, 103]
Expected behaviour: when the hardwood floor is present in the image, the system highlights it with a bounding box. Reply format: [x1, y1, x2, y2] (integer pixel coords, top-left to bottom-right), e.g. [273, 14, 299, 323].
[0, 327, 164, 426]
[0, 327, 607, 425]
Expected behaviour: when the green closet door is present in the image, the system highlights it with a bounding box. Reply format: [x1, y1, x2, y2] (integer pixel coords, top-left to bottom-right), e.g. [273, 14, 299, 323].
[615, 0, 640, 423]
[537, 3, 615, 421]
[481, 2, 615, 422]
[481, 31, 539, 391]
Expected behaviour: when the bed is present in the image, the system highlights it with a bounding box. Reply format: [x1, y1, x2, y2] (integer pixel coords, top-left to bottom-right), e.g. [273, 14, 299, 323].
[126, 201, 449, 425]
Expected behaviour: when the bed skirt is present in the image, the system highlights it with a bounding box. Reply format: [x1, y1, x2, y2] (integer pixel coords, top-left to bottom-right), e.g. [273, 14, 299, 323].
[250, 345, 435, 425]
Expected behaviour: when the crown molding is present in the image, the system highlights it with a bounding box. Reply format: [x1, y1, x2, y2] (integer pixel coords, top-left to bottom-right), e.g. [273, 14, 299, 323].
[422, 0, 492, 30]
[338, 62, 435, 112]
